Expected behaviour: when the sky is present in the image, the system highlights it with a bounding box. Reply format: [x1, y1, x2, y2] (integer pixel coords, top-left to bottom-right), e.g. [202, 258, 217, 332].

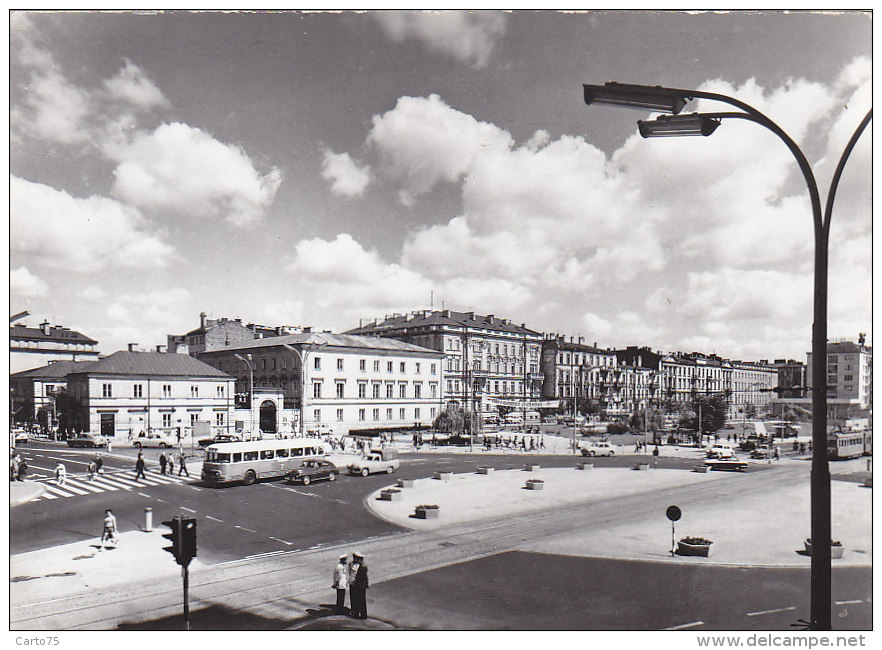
[8, 10, 872, 364]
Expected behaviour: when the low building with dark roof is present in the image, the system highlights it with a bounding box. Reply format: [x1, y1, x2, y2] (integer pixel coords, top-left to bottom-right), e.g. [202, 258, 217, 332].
[9, 319, 100, 374]
[10, 360, 93, 431]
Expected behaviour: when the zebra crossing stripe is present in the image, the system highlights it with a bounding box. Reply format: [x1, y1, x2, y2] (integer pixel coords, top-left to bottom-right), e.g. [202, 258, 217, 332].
[41, 483, 82, 498]
[36, 490, 59, 500]
[91, 476, 136, 490]
[63, 478, 106, 493]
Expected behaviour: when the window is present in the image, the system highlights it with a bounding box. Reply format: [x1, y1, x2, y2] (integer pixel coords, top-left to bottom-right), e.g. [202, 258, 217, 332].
[261, 449, 275, 459]
[277, 448, 289, 458]
[399, 383, 407, 399]
[244, 451, 259, 461]
[314, 408, 321, 422]
[102, 383, 112, 398]
[190, 385, 199, 398]
[415, 407, 421, 419]
[373, 383, 381, 399]
[430, 383, 437, 398]
[313, 382, 322, 399]
[337, 358, 344, 371]
[430, 407, 436, 418]
[372, 408, 379, 421]
[217, 385, 225, 397]
[336, 408, 344, 422]
[400, 362, 406, 373]
[414, 383, 422, 399]
[359, 359, 366, 372]
[358, 383, 367, 399]
[373, 360, 380, 372]
[431, 363, 436, 375]
[415, 362, 421, 374]
[336, 382, 345, 399]
[358, 408, 365, 421]
[190, 413, 199, 427]
[386, 408, 393, 420]
[314, 356, 322, 370]
[216, 412, 225, 426]
[133, 384, 143, 398]
[399, 408, 405, 420]
[163, 384, 172, 398]
[162, 413, 172, 427]
[232, 452, 242, 462]
[386, 383, 394, 399]
[387, 361, 393, 373]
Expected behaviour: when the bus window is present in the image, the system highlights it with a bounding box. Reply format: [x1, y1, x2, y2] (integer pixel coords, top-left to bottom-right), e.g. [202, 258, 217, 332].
[216, 453, 231, 463]
[232, 452, 242, 462]
[276, 448, 289, 458]
[261, 450, 274, 459]
[244, 451, 259, 461]
[291, 447, 304, 457]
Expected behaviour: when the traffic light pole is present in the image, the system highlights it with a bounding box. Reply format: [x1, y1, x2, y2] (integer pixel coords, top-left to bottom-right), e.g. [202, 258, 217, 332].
[182, 565, 190, 631]
[162, 515, 197, 630]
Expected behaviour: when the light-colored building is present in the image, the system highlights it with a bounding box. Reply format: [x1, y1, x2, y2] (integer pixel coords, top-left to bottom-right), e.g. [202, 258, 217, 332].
[346, 310, 544, 418]
[10, 360, 92, 431]
[196, 332, 445, 436]
[805, 336, 872, 421]
[541, 336, 619, 414]
[9, 319, 100, 374]
[66, 349, 235, 441]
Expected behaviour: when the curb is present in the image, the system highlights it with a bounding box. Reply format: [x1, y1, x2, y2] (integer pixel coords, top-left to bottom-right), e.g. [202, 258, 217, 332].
[10, 482, 45, 506]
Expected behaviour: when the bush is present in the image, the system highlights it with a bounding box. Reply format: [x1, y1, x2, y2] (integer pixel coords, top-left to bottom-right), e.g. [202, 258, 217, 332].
[680, 536, 713, 545]
[607, 422, 629, 435]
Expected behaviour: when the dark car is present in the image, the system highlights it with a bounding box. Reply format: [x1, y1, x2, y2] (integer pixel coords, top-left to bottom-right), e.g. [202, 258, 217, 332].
[285, 459, 338, 485]
[198, 434, 242, 448]
[67, 433, 107, 448]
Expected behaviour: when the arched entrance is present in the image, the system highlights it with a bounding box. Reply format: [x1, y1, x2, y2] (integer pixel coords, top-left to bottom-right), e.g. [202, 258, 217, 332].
[259, 400, 278, 434]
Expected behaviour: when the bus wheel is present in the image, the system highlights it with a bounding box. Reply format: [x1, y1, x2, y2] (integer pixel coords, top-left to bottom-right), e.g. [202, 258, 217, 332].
[243, 470, 256, 486]
[361, 468, 369, 477]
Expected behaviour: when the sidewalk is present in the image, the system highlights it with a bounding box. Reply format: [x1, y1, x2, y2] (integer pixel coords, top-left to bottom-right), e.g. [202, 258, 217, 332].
[10, 480, 44, 506]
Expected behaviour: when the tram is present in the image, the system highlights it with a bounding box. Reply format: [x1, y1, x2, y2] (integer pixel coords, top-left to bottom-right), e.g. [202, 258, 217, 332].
[826, 429, 872, 460]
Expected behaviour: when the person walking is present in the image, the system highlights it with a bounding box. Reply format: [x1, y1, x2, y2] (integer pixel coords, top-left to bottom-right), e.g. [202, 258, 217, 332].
[158, 452, 168, 475]
[106, 439, 113, 454]
[17, 458, 28, 481]
[332, 554, 349, 615]
[88, 459, 97, 481]
[55, 462, 66, 485]
[94, 453, 104, 476]
[177, 451, 190, 477]
[11, 454, 21, 481]
[135, 452, 146, 481]
[349, 552, 369, 619]
[100, 508, 120, 550]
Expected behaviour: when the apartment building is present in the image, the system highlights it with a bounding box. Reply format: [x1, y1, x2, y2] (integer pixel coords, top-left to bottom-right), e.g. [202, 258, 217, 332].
[806, 335, 872, 420]
[9, 318, 100, 374]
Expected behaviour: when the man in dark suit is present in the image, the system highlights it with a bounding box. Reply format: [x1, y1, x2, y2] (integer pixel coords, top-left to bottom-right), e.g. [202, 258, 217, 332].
[349, 552, 369, 618]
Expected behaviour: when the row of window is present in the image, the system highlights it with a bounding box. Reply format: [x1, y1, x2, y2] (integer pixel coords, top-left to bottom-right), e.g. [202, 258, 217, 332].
[447, 337, 540, 358]
[313, 406, 437, 423]
[207, 446, 324, 463]
[101, 383, 226, 399]
[313, 381, 438, 400]
[153, 412, 225, 428]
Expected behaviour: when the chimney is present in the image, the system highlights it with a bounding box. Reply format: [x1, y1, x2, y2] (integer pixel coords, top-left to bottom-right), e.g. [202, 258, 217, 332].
[40, 320, 51, 335]
[200, 312, 207, 329]
[155, 345, 166, 353]
[466, 311, 475, 320]
[578, 336, 584, 345]
[442, 309, 450, 318]
[859, 332, 866, 347]
[485, 314, 493, 323]
[128, 343, 138, 352]
[304, 327, 312, 333]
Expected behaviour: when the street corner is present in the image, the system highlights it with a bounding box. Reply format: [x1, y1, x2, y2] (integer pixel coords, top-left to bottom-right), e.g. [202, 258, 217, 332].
[10, 480, 45, 506]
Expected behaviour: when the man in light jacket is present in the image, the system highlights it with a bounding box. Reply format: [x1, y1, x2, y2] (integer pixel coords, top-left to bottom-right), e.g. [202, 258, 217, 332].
[332, 554, 349, 615]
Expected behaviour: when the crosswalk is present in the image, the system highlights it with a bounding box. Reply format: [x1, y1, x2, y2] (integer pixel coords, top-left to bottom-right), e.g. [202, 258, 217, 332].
[33, 470, 194, 501]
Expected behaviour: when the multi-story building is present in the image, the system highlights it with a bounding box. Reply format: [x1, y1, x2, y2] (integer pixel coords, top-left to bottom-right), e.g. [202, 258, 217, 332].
[10, 360, 92, 431]
[196, 332, 445, 435]
[771, 359, 807, 398]
[806, 335, 872, 421]
[346, 310, 544, 418]
[66, 349, 235, 441]
[541, 336, 620, 414]
[167, 312, 307, 355]
[9, 317, 100, 374]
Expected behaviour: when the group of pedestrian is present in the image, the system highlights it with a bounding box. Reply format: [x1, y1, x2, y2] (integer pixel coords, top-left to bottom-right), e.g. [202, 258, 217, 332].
[10, 454, 27, 481]
[482, 434, 544, 452]
[142, 450, 190, 480]
[332, 551, 369, 619]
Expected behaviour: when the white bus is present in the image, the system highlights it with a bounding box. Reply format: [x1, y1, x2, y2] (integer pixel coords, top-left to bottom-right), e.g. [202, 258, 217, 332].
[201, 438, 332, 486]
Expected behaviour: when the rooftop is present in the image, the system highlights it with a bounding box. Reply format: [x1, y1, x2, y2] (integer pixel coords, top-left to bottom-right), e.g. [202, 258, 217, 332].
[10, 360, 94, 380]
[67, 351, 230, 377]
[347, 310, 542, 337]
[196, 331, 445, 356]
[10, 323, 98, 345]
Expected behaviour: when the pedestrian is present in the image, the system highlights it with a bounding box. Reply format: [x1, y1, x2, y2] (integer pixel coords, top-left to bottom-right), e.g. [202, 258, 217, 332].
[167, 455, 174, 475]
[10, 454, 21, 481]
[88, 459, 97, 481]
[178, 451, 190, 477]
[55, 462, 66, 485]
[106, 439, 113, 454]
[135, 452, 146, 481]
[332, 554, 349, 615]
[349, 552, 369, 619]
[17, 459, 28, 481]
[540, 435, 545, 450]
[94, 453, 104, 475]
[100, 508, 120, 549]
[159, 452, 167, 475]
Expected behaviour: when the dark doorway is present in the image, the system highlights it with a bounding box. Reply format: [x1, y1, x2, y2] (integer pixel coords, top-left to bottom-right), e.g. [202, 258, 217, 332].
[259, 400, 277, 434]
[100, 413, 115, 437]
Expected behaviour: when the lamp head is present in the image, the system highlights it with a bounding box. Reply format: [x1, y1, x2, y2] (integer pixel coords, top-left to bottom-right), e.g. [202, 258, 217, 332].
[583, 82, 689, 114]
[638, 113, 721, 138]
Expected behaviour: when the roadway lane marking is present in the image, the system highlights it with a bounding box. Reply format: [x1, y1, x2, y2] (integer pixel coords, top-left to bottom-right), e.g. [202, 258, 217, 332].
[62, 478, 105, 493]
[138, 492, 152, 499]
[44, 481, 90, 496]
[834, 599, 864, 605]
[180, 507, 196, 513]
[268, 536, 294, 546]
[234, 525, 257, 533]
[91, 476, 135, 491]
[34, 491, 58, 500]
[747, 606, 796, 617]
[242, 550, 285, 561]
[41, 484, 82, 498]
[663, 621, 704, 630]
[205, 515, 224, 523]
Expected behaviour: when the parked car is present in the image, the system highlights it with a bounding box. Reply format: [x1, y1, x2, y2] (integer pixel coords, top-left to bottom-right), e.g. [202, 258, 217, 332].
[580, 441, 616, 457]
[750, 447, 774, 459]
[348, 447, 400, 477]
[705, 456, 749, 472]
[706, 445, 737, 460]
[13, 428, 30, 444]
[198, 434, 242, 448]
[67, 433, 107, 448]
[285, 459, 339, 485]
[133, 431, 176, 448]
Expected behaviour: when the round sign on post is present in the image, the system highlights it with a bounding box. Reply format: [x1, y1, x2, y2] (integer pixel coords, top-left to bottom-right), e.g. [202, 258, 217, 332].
[666, 505, 682, 521]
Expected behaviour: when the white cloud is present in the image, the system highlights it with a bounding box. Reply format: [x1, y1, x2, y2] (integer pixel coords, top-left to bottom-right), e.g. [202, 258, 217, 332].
[109, 123, 282, 227]
[102, 58, 169, 109]
[10, 266, 48, 297]
[10, 175, 175, 273]
[320, 148, 371, 198]
[96, 288, 193, 353]
[374, 11, 507, 68]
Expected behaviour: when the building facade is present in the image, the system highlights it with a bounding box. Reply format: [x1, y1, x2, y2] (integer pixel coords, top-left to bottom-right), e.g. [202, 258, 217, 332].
[66, 350, 235, 441]
[196, 332, 445, 436]
[346, 310, 544, 418]
[806, 336, 872, 420]
[9, 319, 100, 374]
[542, 337, 620, 413]
[10, 360, 92, 430]
[167, 312, 307, 355]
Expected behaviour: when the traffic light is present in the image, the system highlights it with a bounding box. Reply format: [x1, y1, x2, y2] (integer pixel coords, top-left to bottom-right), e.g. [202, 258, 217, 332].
[162, 515, 197, 566]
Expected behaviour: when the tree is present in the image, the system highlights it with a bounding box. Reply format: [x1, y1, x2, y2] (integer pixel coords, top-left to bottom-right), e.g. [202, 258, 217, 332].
[692, 392, 728, 437]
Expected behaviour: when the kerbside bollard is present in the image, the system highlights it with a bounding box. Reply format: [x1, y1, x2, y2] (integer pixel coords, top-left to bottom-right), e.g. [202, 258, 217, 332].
[145, 507, 153, 532]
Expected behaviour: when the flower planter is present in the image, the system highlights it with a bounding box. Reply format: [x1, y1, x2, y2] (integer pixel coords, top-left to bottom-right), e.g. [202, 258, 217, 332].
[634, 463, 651, 471]
[415, 505, 440, 519]
[525, 479, 545, 491]
[677, 541, 712, 557]
[693, 465, 709, 473]
[379, 489, 403, 501]
[396, 478, 415, 488]
[433, 471, 452, 481]
[476, 466, 495, 475]
[804, 539, 844, 559]
[525, 464, 540, 472]
[862, 477, 872, 488]
[576, 462, 594, 470]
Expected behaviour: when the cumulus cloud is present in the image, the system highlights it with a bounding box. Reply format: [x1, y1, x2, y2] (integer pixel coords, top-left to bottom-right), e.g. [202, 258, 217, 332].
[321, 148, 371, 198]
[109, 123, 282, 227]
[102, 58, 170, 109]
[374, 11, 507, 68]
[11, 175, 175, 272]
[10, 266, 48, 297]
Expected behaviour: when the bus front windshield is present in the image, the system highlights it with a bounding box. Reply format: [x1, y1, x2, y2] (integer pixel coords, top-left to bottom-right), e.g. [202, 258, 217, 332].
[206, 451, 232, 463]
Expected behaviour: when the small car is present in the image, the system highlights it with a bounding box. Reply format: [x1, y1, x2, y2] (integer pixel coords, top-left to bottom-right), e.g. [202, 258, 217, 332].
[348, 448, 401, 476]
[285, 459, 339, 485]
[706, 445, 737, 460]
[198, 434, 242, 448]
[580, 441, 616, 457]
[133, 431, 176, 448]
[67, 433, 107, 448]
[13, 429, 30, 444]
[750, 447, 774, 459]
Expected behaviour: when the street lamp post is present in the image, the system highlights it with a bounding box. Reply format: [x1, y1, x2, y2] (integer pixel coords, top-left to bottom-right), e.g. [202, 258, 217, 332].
[233, 353, 254, 441]
[282, 342, 328, 437]
[583, 81, 871, 630]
